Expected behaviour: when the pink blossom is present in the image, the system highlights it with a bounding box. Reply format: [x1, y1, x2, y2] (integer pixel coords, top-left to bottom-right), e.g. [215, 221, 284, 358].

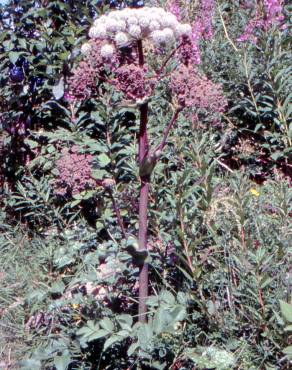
[68, 40, 116, 101]
[54, 146, 96, 196]
[238, 0, 285, 43]
[178, 36, 201, 66]
[185, 0, 215, 65]
[170, 64, 227, 114]
[114, 64, 153, 101]
[167, 0, 182, 21]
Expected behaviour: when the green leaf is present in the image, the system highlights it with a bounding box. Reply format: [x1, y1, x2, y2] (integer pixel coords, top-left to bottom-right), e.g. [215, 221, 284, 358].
[103, 335, 123, 351]
[99, 317, 114, 332]
[279, 300, 292, 322]
[97, 153, 111, 168]
[127, 341, 139, 356]
[54, 354, 71, 370]
[92, 169, 108, 180]
[87, 329, 109, 341]
[160, 290, 175, 305]
[284, 325, 292, 332]
[76, 321, 109, 343]
[24, 139, 39, 149]
[184, 347, 235, 369]
[116, 314, 133, 331]
[9, 51, 22, 64]
[52, 78, 64, 100]
[18, 359, 42, 370]
[96, 221, 104, 231]
[283, 345, 292, 358]
[50, 281, 65, 294]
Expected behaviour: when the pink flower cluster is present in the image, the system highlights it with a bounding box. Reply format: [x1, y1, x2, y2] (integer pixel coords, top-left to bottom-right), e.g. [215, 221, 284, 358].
[191, 0, 215, 64]
[68, 61, 97, 101]
[238, 0, 285, 43]
[114, 64, 153, 100]
[263, 0, 285, 28]
[54, 146, 96, 196]
[171, 0, 215, 65]
[170, 64, 227, 114]
[167, 0, 182, 21]
[68, 40, 116, 101]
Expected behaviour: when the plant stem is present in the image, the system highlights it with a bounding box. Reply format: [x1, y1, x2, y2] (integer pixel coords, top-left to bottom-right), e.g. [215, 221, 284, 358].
[108, 189, 127, 239]
[137, 40, 149, 322]
[154, 108, 182, 155]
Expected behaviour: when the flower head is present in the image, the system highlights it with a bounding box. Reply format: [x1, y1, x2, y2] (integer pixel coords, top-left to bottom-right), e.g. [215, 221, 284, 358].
[170, 64, 227, 114]
[54, 146, 96, 196]
[89, 24, 107, 39]
[81, 42, 92, 55]
[115, 31, 129, 47]
[114, 64, 153, 100]
[83, 7, 192, 51]
[100, 44, 115, 59]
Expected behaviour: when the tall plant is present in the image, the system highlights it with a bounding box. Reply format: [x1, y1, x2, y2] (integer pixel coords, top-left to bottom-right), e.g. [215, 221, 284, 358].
[68, 5, 226, 322]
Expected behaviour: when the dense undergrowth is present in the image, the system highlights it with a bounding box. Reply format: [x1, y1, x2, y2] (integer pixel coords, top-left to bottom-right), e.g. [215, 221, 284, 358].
[0, 0, 291, 369]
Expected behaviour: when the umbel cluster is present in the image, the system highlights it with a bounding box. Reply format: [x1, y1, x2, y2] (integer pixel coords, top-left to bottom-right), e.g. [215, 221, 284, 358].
[81, 6, 192, 58]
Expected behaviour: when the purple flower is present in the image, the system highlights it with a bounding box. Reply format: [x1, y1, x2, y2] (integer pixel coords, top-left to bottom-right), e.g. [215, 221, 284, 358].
[170, 64, 227, 114]
[238, 0, 285, 43]
[185, 0, 215, 65]
[54, 146, 96, 196]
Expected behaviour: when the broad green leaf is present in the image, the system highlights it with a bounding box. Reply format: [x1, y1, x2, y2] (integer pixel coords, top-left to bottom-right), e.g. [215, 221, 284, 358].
[127, 342, 139, 356]
[99, 317, 114, 332]
[116, 314, 133, 331]
[98, 153, 111, 167]
[283, 345, 292, 358]
[54, 355, 71, 370]
[279, 300, 292, 323]
[9, 51, 22, 64]
[103, 335, 123, 351]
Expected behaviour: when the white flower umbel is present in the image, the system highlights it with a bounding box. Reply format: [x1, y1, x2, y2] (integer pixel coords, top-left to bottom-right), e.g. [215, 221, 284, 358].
[116, 20, 127, 32]
[89, 24, 107, 39]
[83, 7, 192, 50]
[139, 16, 150, 29]
[105, 18, 119, 33]
[162, 13, 178, 29]
[115, 32, 129, 47]
[149, 20, 161, 32]
[81, 42, 92, 55]
[162, 28, 175, 43]
[151, 30, 167, 46]
[127, 16, 139, 26]
[129, 25, 142, 39]
[175, 23, 192, 37]
[100, 44, 115, 59]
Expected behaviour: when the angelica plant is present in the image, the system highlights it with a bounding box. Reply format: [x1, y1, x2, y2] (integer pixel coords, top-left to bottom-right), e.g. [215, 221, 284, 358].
[69, 5, 226, 322]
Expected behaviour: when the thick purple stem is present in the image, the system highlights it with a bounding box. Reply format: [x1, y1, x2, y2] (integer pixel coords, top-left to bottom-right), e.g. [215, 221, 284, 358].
[138, 103, 149, 323]
[137, 40, 149, 323]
